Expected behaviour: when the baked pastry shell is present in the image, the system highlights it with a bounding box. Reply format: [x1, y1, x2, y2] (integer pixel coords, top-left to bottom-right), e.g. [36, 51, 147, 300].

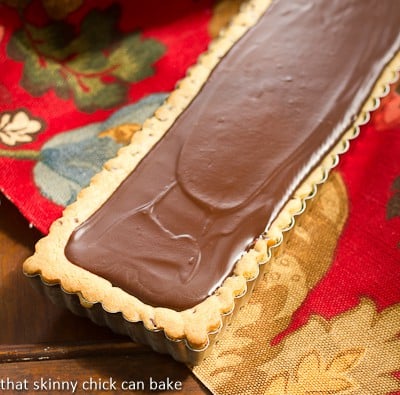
[23, 0, 400, 365]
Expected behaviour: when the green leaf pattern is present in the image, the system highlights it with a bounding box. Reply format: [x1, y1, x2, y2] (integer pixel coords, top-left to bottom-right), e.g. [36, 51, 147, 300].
[7, 5, 165, 112]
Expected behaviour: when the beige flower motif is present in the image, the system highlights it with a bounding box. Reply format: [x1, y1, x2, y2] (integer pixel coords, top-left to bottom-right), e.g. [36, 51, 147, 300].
[265, 349, 364, 395]
[262, 299, 400, 395]
[0, 110, 44, 146]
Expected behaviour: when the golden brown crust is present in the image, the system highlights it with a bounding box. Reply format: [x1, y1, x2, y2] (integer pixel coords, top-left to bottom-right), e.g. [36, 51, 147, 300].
[23, 0, 400, 351]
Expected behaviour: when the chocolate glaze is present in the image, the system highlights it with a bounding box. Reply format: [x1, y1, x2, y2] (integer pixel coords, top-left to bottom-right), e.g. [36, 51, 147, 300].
[65, 0, 400, 311]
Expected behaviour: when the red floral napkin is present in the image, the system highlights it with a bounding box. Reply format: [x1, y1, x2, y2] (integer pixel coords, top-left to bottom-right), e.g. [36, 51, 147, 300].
[0, 0, 216, 233]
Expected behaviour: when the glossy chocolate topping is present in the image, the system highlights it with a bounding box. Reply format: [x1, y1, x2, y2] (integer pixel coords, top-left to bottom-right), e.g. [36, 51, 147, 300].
[65, 0, 400, 310]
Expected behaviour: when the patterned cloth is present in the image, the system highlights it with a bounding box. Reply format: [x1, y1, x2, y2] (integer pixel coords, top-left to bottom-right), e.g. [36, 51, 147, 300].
[1, 1, 399, 394]
[0, 0, 221, 232]
[194, 102, 400, 394]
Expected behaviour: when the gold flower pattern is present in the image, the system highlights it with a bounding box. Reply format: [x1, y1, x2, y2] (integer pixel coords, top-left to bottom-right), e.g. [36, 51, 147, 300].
[195, 172, 400, 394]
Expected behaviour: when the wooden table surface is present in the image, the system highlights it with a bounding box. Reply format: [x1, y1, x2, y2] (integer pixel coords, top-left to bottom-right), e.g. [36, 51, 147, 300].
[0, 193, 209, 394]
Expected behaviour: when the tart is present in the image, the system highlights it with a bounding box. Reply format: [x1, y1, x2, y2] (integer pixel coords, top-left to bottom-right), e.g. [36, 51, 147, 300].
[23, 0, 400, 364]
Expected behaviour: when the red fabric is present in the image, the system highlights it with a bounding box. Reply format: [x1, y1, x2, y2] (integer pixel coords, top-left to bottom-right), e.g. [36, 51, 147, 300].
[282, 90, 400, 393]
[0, 0, 213, 233]
[283, 86, 400, 335]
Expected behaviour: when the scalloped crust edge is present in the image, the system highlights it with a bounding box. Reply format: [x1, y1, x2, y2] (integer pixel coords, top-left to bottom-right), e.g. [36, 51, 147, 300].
[23, 0, 400, 356]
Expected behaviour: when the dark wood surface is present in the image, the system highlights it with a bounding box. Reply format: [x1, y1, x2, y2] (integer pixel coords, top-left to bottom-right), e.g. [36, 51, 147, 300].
[0, 193, 209, 394]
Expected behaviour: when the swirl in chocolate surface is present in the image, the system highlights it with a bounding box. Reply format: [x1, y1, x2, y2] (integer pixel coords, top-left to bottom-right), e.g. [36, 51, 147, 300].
[65, 0, 400, 310]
